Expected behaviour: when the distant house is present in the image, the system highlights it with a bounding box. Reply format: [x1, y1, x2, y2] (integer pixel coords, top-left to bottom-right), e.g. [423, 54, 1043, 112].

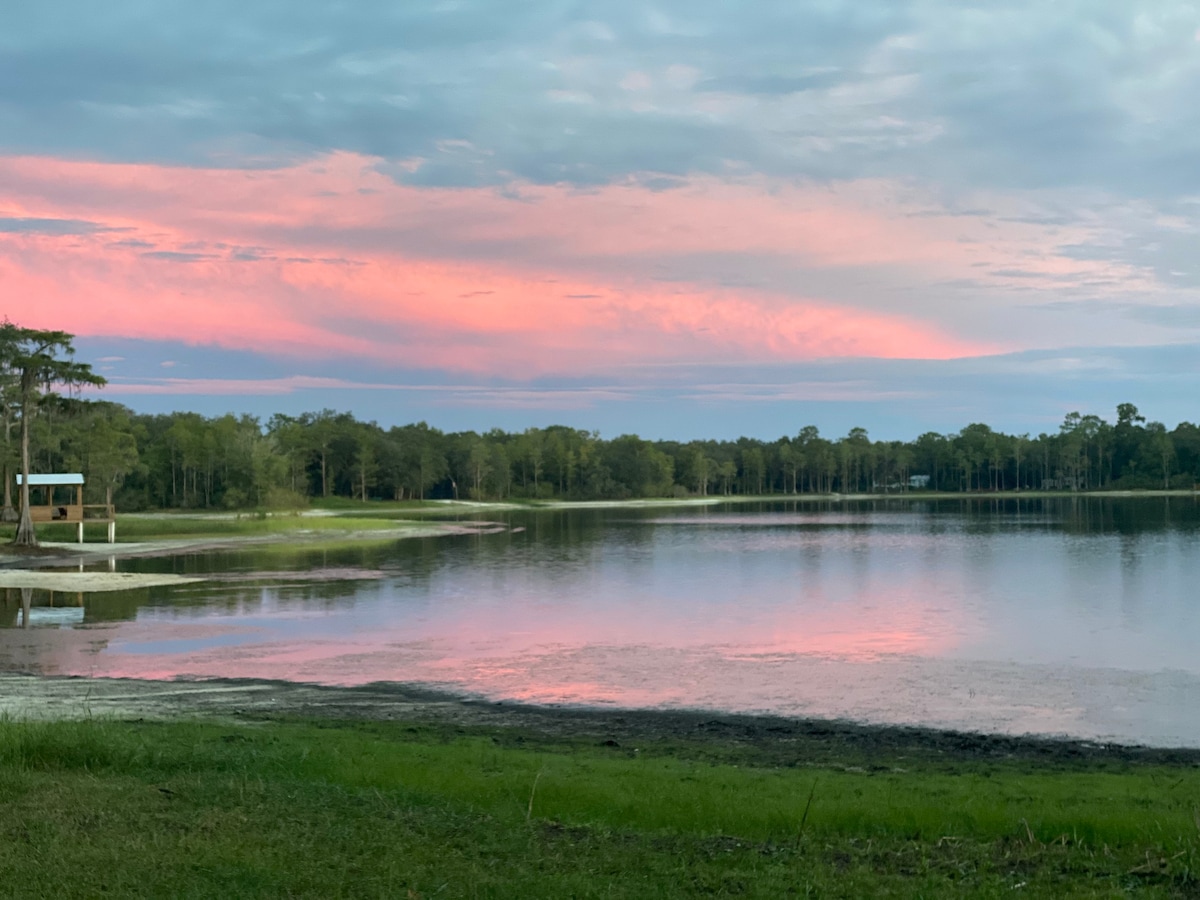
[1041, 476, 1083, 491]
[908, 475, 931, 490]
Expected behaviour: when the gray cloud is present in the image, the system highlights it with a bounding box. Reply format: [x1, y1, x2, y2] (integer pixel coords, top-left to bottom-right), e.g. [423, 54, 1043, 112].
[1061, 217, 1200, 289]
[141, 250, 216, 262]
[0, 216, 110, 234]
[1036, 299, 1200, 331]
[908, 3, 1200, 197]
[696, 72, 849, 96]
[3, 1, 1194, 199]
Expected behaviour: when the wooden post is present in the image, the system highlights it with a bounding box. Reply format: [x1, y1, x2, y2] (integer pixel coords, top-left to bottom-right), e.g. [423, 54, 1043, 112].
[77, 520, 84, 543]
[107, 520, 115, 543]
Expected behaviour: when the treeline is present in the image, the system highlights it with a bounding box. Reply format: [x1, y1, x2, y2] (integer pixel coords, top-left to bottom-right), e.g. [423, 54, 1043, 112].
[9, 401, 1200, 511]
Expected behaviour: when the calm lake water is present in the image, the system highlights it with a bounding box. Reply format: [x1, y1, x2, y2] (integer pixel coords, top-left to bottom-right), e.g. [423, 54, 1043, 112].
[4, 498, 1200, 746]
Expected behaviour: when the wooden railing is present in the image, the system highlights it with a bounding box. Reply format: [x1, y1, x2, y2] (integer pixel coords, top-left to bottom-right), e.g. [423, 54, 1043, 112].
[29, 505, 82, 524]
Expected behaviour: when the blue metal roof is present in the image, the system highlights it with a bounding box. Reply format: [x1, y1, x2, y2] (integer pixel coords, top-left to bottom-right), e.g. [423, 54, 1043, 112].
[15, 474, 85, 486]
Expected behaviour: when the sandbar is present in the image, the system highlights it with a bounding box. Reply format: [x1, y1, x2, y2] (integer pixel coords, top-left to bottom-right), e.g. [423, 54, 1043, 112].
[0, 570, 204, 592]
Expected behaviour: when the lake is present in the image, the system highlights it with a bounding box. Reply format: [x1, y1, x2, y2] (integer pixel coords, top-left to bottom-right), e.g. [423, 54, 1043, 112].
[4, 497, 1200, 746]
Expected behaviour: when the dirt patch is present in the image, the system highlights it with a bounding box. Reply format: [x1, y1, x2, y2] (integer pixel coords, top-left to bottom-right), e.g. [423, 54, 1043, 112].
[3, 673, 1198, 770]
[0, 571, 204, 592]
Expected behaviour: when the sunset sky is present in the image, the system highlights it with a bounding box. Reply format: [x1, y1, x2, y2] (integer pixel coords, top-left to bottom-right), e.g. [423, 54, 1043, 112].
[4, 2, 1200, 439]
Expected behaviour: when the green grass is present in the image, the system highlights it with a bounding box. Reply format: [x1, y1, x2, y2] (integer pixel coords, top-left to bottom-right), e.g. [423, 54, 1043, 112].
[309, 496, 446, 512]
[1, 717, 1198, 897]
[117, 513, 428, 539]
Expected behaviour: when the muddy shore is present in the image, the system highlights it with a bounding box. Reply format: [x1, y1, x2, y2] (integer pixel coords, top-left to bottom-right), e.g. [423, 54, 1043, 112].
[3, 673, 1198, 770]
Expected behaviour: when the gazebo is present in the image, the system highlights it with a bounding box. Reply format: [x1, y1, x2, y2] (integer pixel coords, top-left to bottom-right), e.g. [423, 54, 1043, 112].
[15, 473, 116, 543]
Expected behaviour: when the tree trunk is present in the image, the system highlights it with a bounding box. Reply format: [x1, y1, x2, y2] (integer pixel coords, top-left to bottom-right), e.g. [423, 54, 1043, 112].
[1, 463, 14, 522]
[1, 406, 13, 521]
[13, 398, 36, 546]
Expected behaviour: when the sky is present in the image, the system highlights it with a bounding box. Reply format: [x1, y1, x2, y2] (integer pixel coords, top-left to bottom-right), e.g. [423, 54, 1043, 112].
[3, 1, 1200, 440]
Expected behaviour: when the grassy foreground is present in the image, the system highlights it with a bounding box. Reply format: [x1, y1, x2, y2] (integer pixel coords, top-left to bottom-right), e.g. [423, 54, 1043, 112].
[2, 716, 1199, 898]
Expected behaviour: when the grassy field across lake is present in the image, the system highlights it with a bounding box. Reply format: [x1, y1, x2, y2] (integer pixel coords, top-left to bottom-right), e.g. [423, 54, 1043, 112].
[2, 711, 1200, 898]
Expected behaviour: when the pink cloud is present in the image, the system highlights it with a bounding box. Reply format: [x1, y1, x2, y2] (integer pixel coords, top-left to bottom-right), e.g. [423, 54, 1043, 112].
[0, 152, 1008, 375]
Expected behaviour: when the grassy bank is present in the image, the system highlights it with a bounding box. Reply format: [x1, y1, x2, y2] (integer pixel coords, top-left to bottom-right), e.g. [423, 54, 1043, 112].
[2, 715, 1198, 898]
[0, 514, 427, 543]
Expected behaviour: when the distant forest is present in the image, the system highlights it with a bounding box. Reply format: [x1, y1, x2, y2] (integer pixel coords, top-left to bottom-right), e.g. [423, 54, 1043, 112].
[6, 400, 1200, 511]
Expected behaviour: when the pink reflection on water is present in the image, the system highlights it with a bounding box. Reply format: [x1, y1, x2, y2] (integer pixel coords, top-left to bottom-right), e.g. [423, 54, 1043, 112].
[21, 577, 963, 698]
[8, 601, 1200, 745]
[1, 521, 970, 715]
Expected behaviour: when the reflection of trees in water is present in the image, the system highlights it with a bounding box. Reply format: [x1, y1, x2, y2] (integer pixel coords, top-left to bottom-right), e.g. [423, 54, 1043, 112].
[82, 588, 154, 623]
[1, 587, 84, 628]
[0, 587, 112, 674]
[1, 586, 171, 626]
[1057, 496, 1200, 536]
[12, 500, 1200, 629]
[4, 574, 391, 630]
[7, 587, 156, 628]
[130, 578, 385, 619]
[0, 589, 19, 628]
[0, 588, 34, 628]
[862, 495, 1200, 537]
[387, 510, 615, 578]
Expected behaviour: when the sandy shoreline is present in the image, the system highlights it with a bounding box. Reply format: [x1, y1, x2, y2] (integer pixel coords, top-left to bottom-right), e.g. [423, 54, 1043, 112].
[423, 489, 1200, 511]
[0, 570, 204, 592]
[0, 520, 507, 568]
